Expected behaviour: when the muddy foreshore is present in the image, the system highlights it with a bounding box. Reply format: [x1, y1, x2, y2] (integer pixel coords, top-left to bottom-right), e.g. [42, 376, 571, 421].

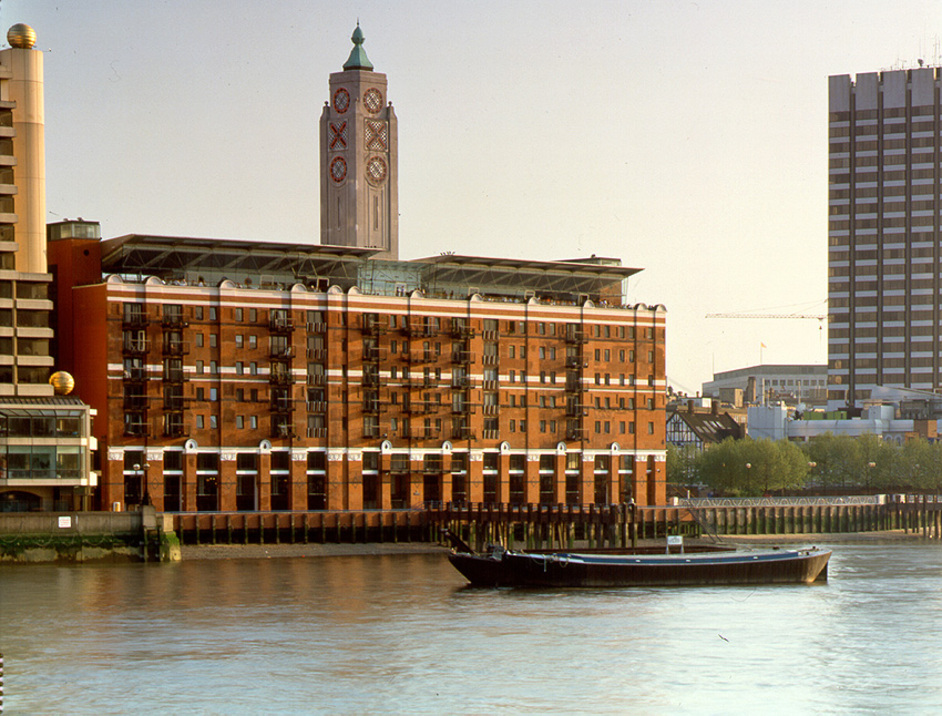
[180, 529, 932, 560]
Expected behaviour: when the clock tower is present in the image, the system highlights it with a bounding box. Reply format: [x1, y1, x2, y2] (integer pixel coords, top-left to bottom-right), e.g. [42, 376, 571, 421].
[320, 25, 399, 260]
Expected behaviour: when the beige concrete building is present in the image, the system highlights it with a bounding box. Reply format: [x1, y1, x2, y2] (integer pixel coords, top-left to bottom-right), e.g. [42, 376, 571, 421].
[828, 67, 942, 410]
[320, 25, 399, 260]
[0, 25, 95, 512]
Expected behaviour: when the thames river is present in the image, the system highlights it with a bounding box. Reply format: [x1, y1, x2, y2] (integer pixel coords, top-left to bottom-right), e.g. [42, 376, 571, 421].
[1, 541, 941, 714]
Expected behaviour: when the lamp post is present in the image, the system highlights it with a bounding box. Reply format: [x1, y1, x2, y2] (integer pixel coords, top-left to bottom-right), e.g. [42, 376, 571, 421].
[867, 461, 876, 494]
[133, 462, 151, 508]
[745, 462, 752, 495]
[807, 461, 817, 494]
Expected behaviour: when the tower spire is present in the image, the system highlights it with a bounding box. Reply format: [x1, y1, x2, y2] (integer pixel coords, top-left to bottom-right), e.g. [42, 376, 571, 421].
[343, 23, 373, 71]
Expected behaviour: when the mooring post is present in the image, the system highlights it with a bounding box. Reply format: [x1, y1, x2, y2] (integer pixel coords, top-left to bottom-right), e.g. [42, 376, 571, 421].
[1, 650, 4, 714]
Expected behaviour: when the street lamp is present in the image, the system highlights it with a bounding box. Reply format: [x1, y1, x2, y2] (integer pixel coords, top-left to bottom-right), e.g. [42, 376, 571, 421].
[745, 462, 752, 495]
[133, 462, 151, 507]
[867, 461, 876, 494]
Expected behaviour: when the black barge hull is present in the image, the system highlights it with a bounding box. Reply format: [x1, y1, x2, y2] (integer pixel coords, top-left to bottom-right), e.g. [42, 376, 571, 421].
[449, 548, 832, 588]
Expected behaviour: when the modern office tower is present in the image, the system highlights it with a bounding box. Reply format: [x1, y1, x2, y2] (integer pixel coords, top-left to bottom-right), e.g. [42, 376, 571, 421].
[0, 26, 94, 512]
[49, 229, 667, 513]
[320, 25, 399, 259]
[828, 68, 942, 410]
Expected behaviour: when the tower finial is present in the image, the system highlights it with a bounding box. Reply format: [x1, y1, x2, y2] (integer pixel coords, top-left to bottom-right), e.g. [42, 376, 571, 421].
[344, 23, 373, 71]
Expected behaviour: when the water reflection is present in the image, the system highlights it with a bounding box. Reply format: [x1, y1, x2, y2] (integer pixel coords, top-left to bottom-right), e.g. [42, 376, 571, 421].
[1, 543, 941, 714]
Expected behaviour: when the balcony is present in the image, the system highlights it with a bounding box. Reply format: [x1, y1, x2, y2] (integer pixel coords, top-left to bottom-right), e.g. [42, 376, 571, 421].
[362, 372, 380, 387]
[451, 429, 474, 440]
[360, 320, 383, 335]
[362, 400, 380, 414]
[269, 371, 293, 385]
[163, 396, 185, 411]
[449, 325, 474, 339]
[161, 315, 186, 329]
[307, 400, 328, 413]
[122, 339, 148, 355]
[124, 367, 147, 382]
[162, 369, 186, 383]
[270, 345, 294, 358]
[270, 399, 294, 413]
[566, 403, 584, 417]
[162, 340, 189, 356]
[565, 380, 585, 393]
[566, 356, 584, 369]
[123, 395, 149, 410]
[272, 423, 297, 439]
[362, 347, 380, 362]
[307, 373, 326, 386]
[307, 348, 327, 360]
[307, 321, 327, 333]
[481, 354, 499, 366]
[566, 428, 587, 441]
[481, 330, 498, 341]
[122, 313, 148, 330]
[308, 427, 328, 439]
[269, 317, 294, 334]
[482, 429, 500, 440]
[124, 421, 148, 437]
[362, 427, 380, 439]
[482, 380, 498, 391]
[482, 405, 498, 416]
[564, 331, 588, 345]
[411, 351, 434, 364]
[163, 419, 186, 438]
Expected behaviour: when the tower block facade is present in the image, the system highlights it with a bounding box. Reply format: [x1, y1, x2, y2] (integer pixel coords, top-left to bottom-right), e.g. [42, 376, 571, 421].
[320, 26, 399, 259]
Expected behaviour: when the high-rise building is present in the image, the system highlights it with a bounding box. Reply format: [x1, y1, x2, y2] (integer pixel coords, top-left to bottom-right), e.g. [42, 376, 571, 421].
[320, 25, 398, 259]
[0, 25, 94, 512]
[827, 68, 942, 410]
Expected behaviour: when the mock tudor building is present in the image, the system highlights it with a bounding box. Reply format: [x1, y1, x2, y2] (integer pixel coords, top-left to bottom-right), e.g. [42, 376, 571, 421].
[47, 27, 667, 513]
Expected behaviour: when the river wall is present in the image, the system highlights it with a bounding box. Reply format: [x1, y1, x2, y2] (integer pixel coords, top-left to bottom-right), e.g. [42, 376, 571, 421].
[1, 499, 939, 563]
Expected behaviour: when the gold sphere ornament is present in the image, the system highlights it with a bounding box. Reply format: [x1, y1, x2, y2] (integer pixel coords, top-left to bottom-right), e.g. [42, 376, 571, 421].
[49, 371, 75, 395]
[7, 24, 36, 49]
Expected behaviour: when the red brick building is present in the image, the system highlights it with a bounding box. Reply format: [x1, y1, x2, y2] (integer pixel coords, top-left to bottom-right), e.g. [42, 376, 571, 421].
[49, 226, 667, 512]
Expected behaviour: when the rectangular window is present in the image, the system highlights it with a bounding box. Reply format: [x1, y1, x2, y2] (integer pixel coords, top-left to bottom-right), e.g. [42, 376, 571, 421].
[196, 387, 205, 401]
[236, 416, 244, 429]
[236, 362, 244, 375]
[196, 360, 204, 375]
[249, 335, 257, 349]
[194, 306, 203, 320]
[210, 361, 218, 374]
[210, 415, 218, 430]
[250, 416, 258, 429]
[196, 334, 204, 348]
[235, 334, 244, 348]
[250, 308, 257, 322]
[235, 308, 244, 321]
[210, 334, 218, 348]
[196, 415, 204, 429]
[209, 307, 218, 321]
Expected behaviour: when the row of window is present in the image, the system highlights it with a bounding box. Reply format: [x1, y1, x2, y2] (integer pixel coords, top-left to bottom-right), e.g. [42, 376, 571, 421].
[128, 303, 660, 340]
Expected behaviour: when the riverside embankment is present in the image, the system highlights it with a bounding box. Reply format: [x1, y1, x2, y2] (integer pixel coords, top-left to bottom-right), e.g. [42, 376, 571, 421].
[2, 496, 940, 563]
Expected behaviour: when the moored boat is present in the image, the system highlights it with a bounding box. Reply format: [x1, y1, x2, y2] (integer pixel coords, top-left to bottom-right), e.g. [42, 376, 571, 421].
[445, 533, 831, 588]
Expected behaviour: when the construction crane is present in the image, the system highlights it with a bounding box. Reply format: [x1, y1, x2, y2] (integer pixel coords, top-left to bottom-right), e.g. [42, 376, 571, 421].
[705, 313, 826, 320]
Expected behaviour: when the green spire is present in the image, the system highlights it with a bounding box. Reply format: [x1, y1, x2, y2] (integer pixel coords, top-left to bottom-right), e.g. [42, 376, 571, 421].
[343, 23, 374, 71]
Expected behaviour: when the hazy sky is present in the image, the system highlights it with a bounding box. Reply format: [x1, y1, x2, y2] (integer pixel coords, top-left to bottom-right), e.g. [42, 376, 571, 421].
[7, 0, 942, 394]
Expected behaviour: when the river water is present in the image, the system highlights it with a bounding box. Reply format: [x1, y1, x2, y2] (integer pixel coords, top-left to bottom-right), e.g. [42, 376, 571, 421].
[1, 542, 941, 715]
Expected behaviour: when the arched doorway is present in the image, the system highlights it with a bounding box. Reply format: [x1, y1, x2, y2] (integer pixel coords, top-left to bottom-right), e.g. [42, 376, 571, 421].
[0, 490, 42, 512]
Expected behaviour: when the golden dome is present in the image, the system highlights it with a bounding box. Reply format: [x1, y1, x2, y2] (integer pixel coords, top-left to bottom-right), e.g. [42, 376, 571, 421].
[49, 371, 75, 395]
[7, 24, 36, 49]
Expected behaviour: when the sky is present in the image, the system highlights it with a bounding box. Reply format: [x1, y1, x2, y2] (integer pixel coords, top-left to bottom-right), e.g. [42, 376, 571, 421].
[5, 0, 942, 394]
